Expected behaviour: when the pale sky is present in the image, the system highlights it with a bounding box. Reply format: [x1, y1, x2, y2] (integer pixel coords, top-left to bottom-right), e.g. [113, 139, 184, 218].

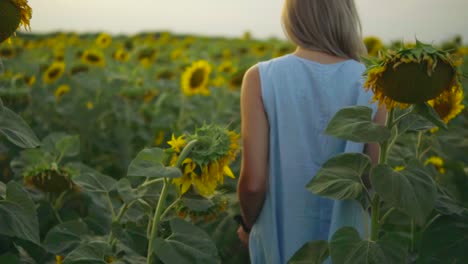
[28, 0, 468, 43]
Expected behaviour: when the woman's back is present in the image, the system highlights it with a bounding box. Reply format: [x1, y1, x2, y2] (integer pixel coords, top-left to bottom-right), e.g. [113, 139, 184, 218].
[248, 54, 377, 263]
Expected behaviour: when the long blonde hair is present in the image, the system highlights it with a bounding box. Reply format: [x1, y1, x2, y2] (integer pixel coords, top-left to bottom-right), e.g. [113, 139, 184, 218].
[282, 0, 367, 61]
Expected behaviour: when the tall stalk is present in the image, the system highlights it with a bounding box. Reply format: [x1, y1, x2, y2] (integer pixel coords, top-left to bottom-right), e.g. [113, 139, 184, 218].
[370, 108, 395, 241]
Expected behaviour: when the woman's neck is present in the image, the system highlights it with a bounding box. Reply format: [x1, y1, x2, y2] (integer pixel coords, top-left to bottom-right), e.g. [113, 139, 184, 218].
[293, 47, 350, 64]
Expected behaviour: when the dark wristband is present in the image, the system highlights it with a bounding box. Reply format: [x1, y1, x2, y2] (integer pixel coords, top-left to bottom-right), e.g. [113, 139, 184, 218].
[234, 214, 251, 233]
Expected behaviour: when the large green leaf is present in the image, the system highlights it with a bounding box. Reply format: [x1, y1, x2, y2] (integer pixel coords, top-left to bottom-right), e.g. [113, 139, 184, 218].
[111, 222, 147, 257]
[329, 227, 362, 264]
[288, 240, 329, 264]
[412, 103, 447, 129]
[418, 215, 468, 264]
[0, 107, 40, 148]
[370, 165, 437, 225]
[116, 178, 139, 204]
[127, 148, 182, 178]
[0, 182, 39, 244]
[63, 241, 110, 264]
[42, 133, 80, 159]
[307, 153, 370, 200]
[153, 219, 220, 264]
[43, 220, 89, 255]
[325, 106, 391, 143]
[330, 227, 407, 264]
[71, 163, 117, 193]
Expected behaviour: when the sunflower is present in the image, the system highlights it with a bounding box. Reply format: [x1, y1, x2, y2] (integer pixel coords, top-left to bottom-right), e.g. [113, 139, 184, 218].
[96, 33, 112, 48]
[0, 0, 32, 43]
[86, 101, 94, 110]
[428, 86, 465, 123]
[112, 48, 130, 62]
[43, 61, 66, 84]
[81, 50, 106, 67]
[252, 44, 268, 57]
[424, 156, 445, 174]
[364, 41, 463, 109]
[24, 165, 76, 194]
[24, 75, 35, 86]
[181, 60, 212, 96]
[170, 125, 240, 197]
[364, 36, 384, 57]
[0, 46, 16, 58]
[54, 84, 70, 100]
[217, 60, 237, 74]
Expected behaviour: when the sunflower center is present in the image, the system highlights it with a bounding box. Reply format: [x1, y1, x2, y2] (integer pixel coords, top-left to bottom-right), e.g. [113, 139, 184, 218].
[190, 68, 206, 89]
[48, 68, 62, 79]
[86, 54, 101, 63]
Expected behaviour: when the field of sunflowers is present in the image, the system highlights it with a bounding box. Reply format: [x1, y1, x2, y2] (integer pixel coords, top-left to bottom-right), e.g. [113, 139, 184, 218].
[1, 2, 468, 263]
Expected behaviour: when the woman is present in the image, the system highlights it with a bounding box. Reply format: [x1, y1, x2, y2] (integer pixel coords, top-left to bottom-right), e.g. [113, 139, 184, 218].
[237, 0, 386, 263]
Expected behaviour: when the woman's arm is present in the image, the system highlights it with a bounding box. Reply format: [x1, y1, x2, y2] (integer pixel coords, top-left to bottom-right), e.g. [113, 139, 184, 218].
[237, 65, 269, 229]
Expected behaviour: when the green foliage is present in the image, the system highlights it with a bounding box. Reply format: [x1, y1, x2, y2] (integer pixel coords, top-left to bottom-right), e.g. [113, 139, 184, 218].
[325, 106, 391, 143]
[127, 148, 181, 178]
[0, 106, 39, 148]
[0, 182, 39, 245]
[329, 227, 407, 264]
[371, 164, 437, 225]
[287, 240, 329, 264]
[153, 219, 220, 264]
[307, 153, 371, 200]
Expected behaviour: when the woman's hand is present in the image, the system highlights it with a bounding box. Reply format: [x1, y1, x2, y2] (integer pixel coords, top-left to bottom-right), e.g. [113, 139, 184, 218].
[237, 225, 250, 247]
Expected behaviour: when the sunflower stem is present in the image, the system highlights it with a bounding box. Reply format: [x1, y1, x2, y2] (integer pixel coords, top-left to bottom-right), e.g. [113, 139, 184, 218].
[371, 108, 395, 241]
[415, 131, 424, 160]
[146, 140, 198, 264]
[147, 178, 169, 264]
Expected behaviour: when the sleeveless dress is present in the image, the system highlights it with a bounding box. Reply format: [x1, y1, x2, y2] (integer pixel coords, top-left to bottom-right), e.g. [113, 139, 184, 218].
[249, 54, 378, 264]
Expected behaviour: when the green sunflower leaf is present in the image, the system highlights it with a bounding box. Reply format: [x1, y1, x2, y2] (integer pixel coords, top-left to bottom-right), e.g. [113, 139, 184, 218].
[0, 106, 40, 148]
[370, 164, 437, 226]
[412, 103, 447, 129]
[127, 148, 182, 179]
[0, 182, 40, 245]
[325, 106, 391, 143]
[307, 153, 371, 200]
[287, 240, 329, 264]
[153, 219, 220, 264]
[330, 227, 408, 264]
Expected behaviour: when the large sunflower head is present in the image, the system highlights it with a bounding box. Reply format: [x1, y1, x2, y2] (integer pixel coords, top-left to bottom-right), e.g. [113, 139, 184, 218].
[169, 124, 240, 197]
[43, 61, 66, 84]
[96, 33, 112, 48]
[364, 40, 463, 109]
[181, 60, 212, 96]
[81, 49, 106, 67]
[0, 0, 32, 43]
[364, 36, 384, 57]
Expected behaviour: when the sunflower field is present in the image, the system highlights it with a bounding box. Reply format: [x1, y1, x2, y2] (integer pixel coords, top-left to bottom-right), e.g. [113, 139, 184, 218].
[1, 2, 468, 263]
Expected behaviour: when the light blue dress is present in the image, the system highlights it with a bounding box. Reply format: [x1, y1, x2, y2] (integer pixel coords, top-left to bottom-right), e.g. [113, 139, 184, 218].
[249, 54, 378, 264]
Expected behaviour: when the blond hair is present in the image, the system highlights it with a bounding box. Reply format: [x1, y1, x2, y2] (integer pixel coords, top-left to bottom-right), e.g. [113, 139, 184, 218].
[282, 0, 367, 61]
